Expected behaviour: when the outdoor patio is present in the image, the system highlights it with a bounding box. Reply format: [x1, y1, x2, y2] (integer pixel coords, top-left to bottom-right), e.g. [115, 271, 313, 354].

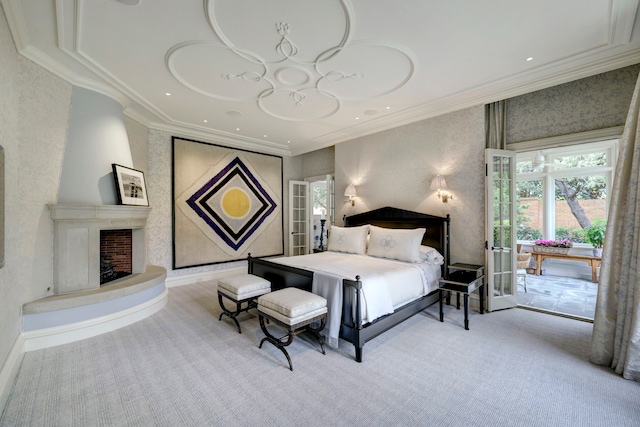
[517, 273, 597, 320]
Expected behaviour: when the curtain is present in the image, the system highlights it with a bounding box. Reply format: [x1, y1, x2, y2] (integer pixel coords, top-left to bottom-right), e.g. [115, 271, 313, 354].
[590, 72, 640, 381]
[485, 100, 507, 149]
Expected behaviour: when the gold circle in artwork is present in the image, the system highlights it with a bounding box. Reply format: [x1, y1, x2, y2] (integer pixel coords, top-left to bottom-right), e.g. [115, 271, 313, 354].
[222, 188, 251, 218]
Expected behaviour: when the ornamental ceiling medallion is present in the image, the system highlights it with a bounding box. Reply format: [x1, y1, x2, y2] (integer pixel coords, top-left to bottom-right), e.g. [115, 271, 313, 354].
[166, 0, 415, 122]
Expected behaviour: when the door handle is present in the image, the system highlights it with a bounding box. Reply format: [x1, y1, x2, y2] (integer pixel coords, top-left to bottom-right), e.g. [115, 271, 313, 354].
[491, 246, 512, 252]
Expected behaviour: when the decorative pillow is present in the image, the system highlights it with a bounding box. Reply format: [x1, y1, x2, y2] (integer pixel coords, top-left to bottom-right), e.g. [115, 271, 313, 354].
[327, 225, 369, 255]
[420, 245, 445, 265]
[367, 225, 426, 263]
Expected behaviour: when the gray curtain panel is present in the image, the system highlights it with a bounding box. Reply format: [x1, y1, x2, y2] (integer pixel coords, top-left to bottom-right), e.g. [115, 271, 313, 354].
[485, 100, 507, 149]
[590, 72, 640, 382]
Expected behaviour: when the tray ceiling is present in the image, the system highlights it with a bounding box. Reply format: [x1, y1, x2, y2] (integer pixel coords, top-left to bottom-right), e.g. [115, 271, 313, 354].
[3, 0, 640, 155]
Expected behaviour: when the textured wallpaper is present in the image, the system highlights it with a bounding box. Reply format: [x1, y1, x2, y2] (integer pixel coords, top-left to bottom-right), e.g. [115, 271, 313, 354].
[335, 105, 486, 265]
[300, 146, 335, 178]
[125, 116, 149, 173]
[0, 8, 72, 368]
[507, 63, 640, 143]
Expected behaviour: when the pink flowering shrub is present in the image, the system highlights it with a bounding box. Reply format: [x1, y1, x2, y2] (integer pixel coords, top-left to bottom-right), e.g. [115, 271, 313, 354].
[533, 239, 573, 248]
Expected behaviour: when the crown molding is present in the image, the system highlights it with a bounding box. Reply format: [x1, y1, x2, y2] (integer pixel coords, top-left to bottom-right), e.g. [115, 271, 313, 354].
[291, 46, 640, 155]
[143, 120, 293, 157]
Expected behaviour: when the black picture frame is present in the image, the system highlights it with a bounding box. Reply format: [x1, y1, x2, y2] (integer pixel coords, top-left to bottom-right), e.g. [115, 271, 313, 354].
[112, 164, 149, 206]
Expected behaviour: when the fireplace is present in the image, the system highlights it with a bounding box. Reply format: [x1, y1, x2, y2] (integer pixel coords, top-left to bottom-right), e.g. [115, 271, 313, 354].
[47, 204, 151, 294]
[100, 229, 133, 284]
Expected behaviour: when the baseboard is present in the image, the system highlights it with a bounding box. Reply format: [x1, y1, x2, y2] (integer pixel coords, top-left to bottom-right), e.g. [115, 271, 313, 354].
[165, 266, 245, 288]
[22, 288, 169, 352]
[0, 333, 25, 417]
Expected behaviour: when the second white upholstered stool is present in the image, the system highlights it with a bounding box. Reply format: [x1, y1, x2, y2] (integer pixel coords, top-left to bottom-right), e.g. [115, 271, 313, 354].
[257, 287, 327, 371]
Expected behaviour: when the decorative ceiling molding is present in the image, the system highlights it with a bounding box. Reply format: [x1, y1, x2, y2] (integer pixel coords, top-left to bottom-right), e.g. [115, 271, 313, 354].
[3, 0, 640, 156]
[167, 0, 415, 122]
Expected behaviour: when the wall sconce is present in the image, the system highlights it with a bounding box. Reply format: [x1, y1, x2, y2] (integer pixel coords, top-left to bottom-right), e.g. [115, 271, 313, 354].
[430, 175, 452, 203]
[344, 184, 357, 206]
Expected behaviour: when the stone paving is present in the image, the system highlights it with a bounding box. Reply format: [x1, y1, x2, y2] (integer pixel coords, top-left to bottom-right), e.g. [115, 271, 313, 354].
[517, 273, 597, 320]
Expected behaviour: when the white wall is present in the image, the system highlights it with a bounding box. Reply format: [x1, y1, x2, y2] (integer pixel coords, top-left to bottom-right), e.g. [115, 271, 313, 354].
[335, 106, 486, 265]
[58, 87, 133, 205]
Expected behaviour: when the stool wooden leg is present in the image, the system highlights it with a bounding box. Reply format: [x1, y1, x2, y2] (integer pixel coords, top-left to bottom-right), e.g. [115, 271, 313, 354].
[217, 292, 242, 334]
[306, 317, 327, 355]
[258, 315, 295, 371]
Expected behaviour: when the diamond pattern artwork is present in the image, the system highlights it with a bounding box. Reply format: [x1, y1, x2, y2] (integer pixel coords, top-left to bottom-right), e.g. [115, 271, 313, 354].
[185, 156, 276, 251]
[173, 138, 282, 267]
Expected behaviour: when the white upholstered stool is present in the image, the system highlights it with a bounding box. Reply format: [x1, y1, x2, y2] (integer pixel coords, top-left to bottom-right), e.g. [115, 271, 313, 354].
[217, 274, 271, 334]
[257, 288, 327, 371]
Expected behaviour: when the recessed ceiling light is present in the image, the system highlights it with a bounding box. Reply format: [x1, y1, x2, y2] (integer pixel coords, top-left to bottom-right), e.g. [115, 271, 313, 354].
[236, 128, 240, 131]
[386, 106, 391, 110]
[287, 140, 291, 143]
[165, 92, 171, 96]
[203, 120, 208, 123]
[263, 134, 268, 138]
[526, 57, 533, 61]
[355, 117, 360, 120]
[227, 110, 242, 117]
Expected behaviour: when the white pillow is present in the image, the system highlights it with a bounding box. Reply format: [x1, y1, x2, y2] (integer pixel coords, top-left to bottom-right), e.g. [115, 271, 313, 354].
[420, 245, 445, 265]
[327, 225, 369, 255]
[367, 225, 426, 263]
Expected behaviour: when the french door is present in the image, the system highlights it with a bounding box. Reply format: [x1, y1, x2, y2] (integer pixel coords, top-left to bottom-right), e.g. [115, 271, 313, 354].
[486, 149, 518, 311]
[289, 181, 310, 256]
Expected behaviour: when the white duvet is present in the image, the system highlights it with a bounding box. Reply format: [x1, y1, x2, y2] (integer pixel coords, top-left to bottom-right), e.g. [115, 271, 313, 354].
[269, 252, 442, 348]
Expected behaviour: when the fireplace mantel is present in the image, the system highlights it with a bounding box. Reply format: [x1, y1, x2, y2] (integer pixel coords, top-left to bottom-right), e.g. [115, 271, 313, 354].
[47, 204, 151, 295]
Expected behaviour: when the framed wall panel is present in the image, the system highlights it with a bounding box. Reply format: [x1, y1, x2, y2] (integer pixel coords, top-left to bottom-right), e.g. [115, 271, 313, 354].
[172, 137, 283, 268]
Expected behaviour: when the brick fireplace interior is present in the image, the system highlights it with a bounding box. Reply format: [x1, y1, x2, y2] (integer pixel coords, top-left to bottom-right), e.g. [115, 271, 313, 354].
[100, 229, 132, 285]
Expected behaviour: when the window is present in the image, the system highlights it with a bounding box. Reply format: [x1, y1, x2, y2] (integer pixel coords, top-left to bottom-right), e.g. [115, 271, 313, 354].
[516, 140, 617, 246]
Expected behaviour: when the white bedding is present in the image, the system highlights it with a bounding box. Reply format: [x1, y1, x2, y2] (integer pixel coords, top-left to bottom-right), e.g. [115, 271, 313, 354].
[269, 252, 442, 348]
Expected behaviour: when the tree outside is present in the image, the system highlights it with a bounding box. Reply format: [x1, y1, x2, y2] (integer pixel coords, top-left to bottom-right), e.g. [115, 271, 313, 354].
[516, 152, 608, 243]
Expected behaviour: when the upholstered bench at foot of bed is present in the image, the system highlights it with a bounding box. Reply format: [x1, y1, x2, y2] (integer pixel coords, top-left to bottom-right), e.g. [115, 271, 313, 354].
[257, 288, 327, 371]
[217, 274, 271, 333]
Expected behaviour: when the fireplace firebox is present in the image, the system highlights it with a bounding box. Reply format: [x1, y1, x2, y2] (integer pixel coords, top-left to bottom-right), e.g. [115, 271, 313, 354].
[100, 229, 132, 284]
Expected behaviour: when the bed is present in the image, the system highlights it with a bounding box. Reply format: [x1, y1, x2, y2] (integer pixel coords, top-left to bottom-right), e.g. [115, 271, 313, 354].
[247, 206, 450, 362]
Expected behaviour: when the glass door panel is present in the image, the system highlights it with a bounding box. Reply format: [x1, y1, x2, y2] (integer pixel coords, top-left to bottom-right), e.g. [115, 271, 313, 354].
[486, 149, 517, 311]
[289, 180, 310, 256]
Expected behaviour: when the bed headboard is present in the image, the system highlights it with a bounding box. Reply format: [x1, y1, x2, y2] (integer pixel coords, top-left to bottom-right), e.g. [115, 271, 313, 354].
[344, 206, 450, 272]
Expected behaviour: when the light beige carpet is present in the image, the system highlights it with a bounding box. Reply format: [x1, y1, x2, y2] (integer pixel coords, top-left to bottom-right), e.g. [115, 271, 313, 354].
[2, 280, 639, 426]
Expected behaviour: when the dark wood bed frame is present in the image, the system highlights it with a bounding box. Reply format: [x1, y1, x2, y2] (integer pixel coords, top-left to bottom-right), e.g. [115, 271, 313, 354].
[248, 206, 450, 362]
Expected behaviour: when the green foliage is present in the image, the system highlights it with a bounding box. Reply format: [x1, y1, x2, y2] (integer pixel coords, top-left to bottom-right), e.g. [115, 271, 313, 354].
[555, 226, 585, 243]
[517, 225, 542, 241]
[312, 186, 327, 211]
[493, 222, 511, 246]
[584, 219, 607, 248]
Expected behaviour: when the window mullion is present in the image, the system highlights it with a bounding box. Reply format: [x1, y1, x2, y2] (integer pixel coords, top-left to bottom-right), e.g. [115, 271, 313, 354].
[544, 173, 555, 240]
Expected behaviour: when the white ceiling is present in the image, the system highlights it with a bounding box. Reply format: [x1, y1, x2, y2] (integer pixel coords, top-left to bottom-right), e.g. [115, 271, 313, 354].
[4, 0, 640, 156]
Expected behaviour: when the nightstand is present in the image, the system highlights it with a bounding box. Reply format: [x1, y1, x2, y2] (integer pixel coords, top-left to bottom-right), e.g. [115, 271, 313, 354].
[439, 263, 484, 330]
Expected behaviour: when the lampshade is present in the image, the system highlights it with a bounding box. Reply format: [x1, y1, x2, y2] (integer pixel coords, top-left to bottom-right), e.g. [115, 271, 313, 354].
[533, 151, 545, 167]
[429, 175, 447, 190]
[344, 184, 357, 197]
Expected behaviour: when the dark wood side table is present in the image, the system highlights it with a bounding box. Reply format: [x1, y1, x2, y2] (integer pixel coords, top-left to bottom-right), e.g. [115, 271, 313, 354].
[439, 263, 485, 330]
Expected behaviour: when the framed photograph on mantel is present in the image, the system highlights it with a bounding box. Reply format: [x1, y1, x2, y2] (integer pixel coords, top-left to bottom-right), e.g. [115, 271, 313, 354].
[112, 164, 149, 206]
